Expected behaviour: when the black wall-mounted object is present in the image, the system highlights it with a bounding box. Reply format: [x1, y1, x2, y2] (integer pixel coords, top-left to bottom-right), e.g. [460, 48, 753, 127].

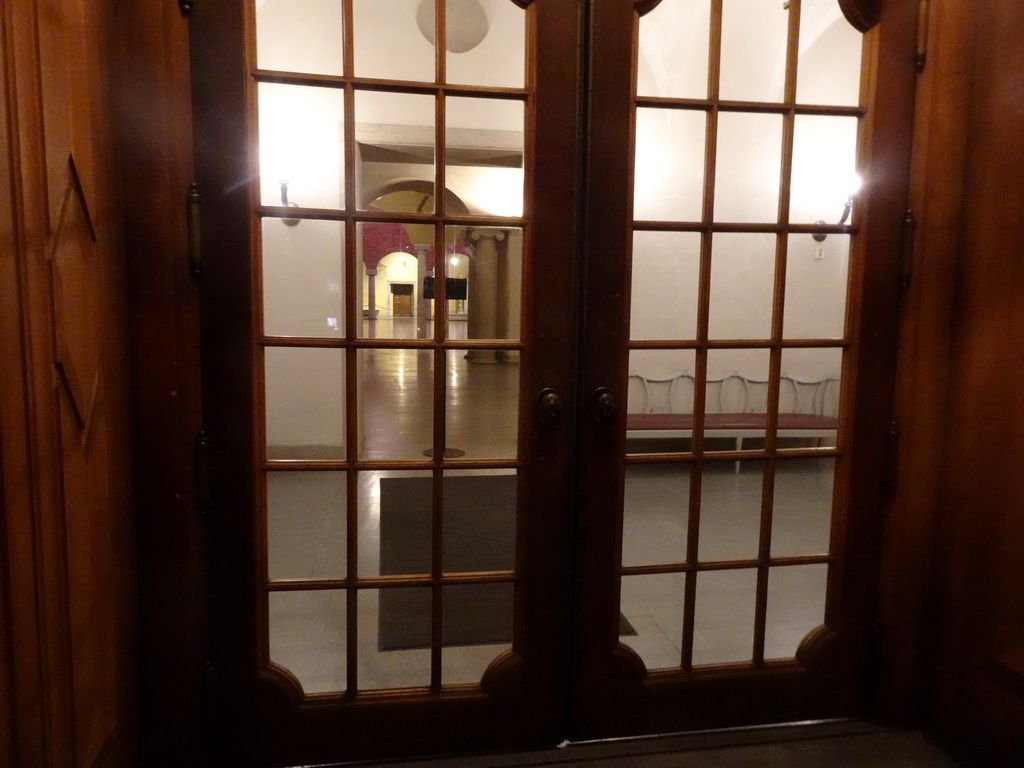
[423, 277, 468, 300]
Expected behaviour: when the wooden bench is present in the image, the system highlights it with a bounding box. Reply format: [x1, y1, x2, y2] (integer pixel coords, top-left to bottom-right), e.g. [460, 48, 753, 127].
[626, 371, 840, 465]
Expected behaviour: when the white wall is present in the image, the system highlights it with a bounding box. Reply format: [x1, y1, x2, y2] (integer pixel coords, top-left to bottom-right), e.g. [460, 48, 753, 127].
[261, 218, 346, 450]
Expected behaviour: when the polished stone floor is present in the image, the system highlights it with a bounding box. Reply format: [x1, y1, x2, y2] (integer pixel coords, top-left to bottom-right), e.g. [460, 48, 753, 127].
[267, 316, 837, 694]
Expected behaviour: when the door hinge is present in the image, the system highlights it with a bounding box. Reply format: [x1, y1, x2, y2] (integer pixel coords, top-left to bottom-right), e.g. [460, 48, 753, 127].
[884, 421, 899, 495]
[916, 0, 930, 72]
[900, 209, 916, 291]
[195, 428, 212, 518]
[179, 0, 195, 18]
[187, 182, 203, 279]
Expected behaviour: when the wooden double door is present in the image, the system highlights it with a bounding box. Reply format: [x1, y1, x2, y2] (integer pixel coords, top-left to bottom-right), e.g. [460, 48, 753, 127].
[191, 0, 914, 764]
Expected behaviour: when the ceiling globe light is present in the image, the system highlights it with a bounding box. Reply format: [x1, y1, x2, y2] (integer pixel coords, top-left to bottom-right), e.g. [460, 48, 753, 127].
[416, 0, 490, 54]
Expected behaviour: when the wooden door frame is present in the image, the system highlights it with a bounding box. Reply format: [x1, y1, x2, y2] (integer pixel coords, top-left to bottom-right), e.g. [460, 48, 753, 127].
[571, 0, 919, 738]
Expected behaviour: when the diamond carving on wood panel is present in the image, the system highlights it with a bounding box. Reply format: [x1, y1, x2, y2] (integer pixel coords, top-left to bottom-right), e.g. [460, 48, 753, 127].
[50, 155, 100, 440]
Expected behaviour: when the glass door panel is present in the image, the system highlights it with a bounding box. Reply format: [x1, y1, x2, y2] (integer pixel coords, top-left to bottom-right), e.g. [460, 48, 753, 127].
[256, 0, 346, 76]
[261, 218, 346, 338]
[353, 0, 435, 82]
[713, 113, 783, 223]
[795, 0, 863, 106]
[629, 231, 701, 341]
[719, 0, 789, 101]
[254, 0, 533, 703]
[443, 1, 526, 88]
[617, 0, 861, 675]
[257, 82, 346, 210]
[636, 0, 710, 100]
[573, 0, 908, 740]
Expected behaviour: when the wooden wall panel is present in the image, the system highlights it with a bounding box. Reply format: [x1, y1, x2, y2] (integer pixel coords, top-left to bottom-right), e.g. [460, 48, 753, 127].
[0, 9, 40, 767]
[0, 0, 135, 765]
[111, 0, 203, 763]
[927, 0, 1024, 758]
[880, 0, 976, 721]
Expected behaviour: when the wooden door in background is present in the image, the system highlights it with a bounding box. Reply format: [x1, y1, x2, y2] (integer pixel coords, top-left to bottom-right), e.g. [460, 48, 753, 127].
[391, 283, 414, 316]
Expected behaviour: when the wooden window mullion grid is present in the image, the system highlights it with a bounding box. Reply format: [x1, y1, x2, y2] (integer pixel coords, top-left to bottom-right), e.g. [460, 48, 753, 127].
[622, 0, 859, 672]
[429, 0, 447, 693]
[751, 0, 804, 668]
[341, 0, 358, 696]
[679, 0, 723, 672]
[248, 0, 530, 695]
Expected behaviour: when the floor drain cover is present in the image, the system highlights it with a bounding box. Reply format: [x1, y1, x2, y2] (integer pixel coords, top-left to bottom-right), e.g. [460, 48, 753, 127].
[423, 448, 466, 458]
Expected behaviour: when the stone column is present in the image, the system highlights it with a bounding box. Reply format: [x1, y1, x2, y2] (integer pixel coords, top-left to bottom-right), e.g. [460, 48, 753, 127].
[465, 228, 504, 364]
[366, 267, 378, 320]
[496, 229, 521, 364]
[414, 244, 431, 339]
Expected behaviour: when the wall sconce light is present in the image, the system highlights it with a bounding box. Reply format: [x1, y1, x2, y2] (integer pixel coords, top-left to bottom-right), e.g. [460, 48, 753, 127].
[279, 180, 300, 227]
[812, 191, 856, 243]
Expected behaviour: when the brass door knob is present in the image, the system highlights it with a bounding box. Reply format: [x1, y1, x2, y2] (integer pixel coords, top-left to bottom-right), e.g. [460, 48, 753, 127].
[592, 387, 617, 423]
[536, 388, 564, 426]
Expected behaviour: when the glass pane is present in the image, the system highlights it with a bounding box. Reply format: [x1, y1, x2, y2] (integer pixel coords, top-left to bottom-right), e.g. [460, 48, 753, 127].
[698, 461, 764, 562]
[796, 0, 863, 106]
[359, 587, 432, 689]
[262, 218, 345, 338]
[359, 469, 433, 578]
[637, 0, 711, 100]
[267, 471, 346, 581]
[354, 0, 434, 82]
[784, 234, 850, 339]
[445, 352, 518, 460]
[619, 572, 685, 671]
[358, 221, 434, 341]
[719, 0, 790, 102]
[442, 470, 516, 573]
[356, 91, 435, 211]
[255, 0, 345, 76]
[772, 457, 834, 557]
[626, 350, 697, 456]
[633, 108, 706, 222]
[258, 83, 345, 210]
[358, 348, 433, 460]
[446, 226, 523, 342]
[445, 0, 525, 89]
[630, 230, 701, 341]
[705, 348, 772, 446]
[446, 99, 524, 217]
[714, 112, 783, 223]
[764, 564, 828, 659]
[779, 347, 841, 449]
[442, 582, 514, 685]
[692, 568, 756, 665]
[269, 590, 346, 694]
[622, 464, 690, 567]
[265, 347, 345, 460]
[708, 232, 776, 340]
[790, 116, 860, 226]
